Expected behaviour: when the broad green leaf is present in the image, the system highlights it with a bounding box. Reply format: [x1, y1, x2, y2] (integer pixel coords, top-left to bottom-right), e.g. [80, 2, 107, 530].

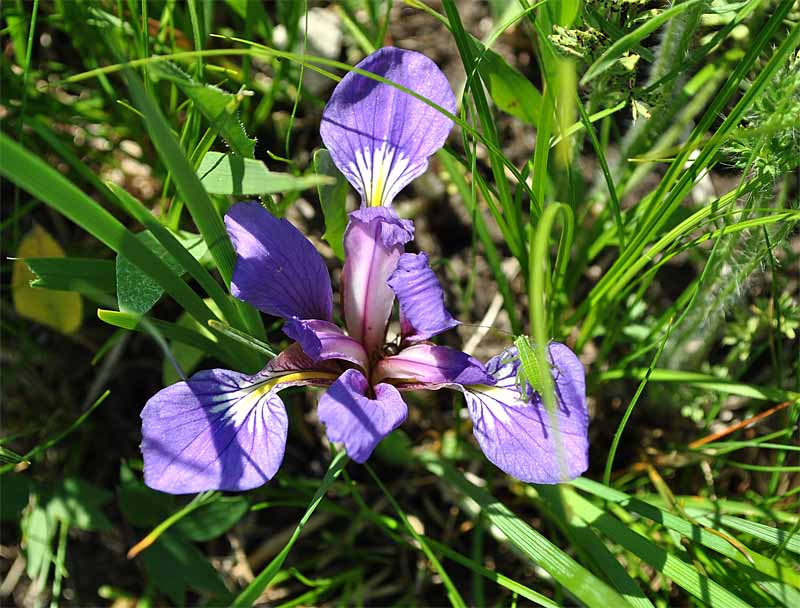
[173, 230, 211, 267]
[313, 149, 348, 259]
[117, 231, 185, 315]
[141, 531, 229, 606]
[12, 224, 82, 334]
[23, 503, 53, 579]
[162, 298, 223, 385]
[197, 151, 334, 195]
[581, 0, 705, 84]
[476, 47, 542, 126]
[175, 496, 249, 541]
[26, 257, 116, 295]
[0, 133, 224, 338]
[104, 181, 260, 362]
[118, 464, 175, 529]
[149, 61, 256, 158]
[46, 478, 113, 532]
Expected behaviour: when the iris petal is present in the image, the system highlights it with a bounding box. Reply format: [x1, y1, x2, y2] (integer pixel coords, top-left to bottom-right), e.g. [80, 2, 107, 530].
[320, 47, 456, 207]
[283, 318, 369, 371]
[141, 359, 337, 494]
[388, 252, 459, 342]
[317, 368, 408, 463]
[460, 343, 589, 484]
[225, 201, 333, 321]
[373, 343, 492, 387]
[341, 208, 414, 357]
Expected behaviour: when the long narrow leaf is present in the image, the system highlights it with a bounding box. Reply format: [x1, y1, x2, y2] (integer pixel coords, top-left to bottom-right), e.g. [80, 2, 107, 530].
[418, 452, 631, 608]
[233, 452, 348, 607]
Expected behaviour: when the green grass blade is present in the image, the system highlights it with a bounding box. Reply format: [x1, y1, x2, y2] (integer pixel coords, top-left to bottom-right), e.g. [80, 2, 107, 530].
[25, 258, 116, 295]
[233, 452, 348, 607]
[365, 463, 467, 608]
[710, 515, 800, 557]
[106, 182, 241, 329]
[598, 369, 799, 403]
[206, 320, 277, 358]
[572, 479, 800, 604]
[99, 29, 237, 287]
[418, 452, 632, 608]
[0, 391, 111, 476]
[0, 133, 224, 334]
[564, 488, 753, 608]
[97, 309, 231, 365]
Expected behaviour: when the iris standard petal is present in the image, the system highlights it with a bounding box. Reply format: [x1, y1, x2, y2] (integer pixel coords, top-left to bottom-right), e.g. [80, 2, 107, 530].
[225, 201, 333, 321]
[283, 318, 370, 371]
[372, 343, 493, 387]
[317, 368, 408, 463]
[341, 207, 414, 357]
[460, 343, 589, 484]
[141, 361, 338, 494]
[387, 252, 458, 342]
[320, 46, 456, 207]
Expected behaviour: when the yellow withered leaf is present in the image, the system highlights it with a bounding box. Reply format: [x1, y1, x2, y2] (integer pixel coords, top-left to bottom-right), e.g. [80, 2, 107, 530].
[12, 224, 82, 334]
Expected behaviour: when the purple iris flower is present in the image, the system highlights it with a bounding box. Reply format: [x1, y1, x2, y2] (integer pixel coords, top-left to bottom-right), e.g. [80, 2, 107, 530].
[140, 47, 588, 494]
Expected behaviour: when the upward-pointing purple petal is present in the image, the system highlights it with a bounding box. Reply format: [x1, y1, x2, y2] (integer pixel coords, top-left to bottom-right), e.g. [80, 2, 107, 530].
[226, 201, 333, 322]
[320, 47, 456, 207]
[388, 252, 459, 342]
[341, 207, 414, 358]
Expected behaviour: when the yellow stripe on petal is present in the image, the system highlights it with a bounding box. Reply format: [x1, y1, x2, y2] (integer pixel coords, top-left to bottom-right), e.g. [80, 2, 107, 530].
[351, 143, 411, 207]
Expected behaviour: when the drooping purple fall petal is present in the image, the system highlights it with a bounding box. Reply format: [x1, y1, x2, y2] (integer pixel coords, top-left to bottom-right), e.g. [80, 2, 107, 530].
[388, 252, 459, 342]
[141, 369, 288, 494]
[317, 368, 408, 463]
[320, 47, 456, 207]
[141, 357, 338, 494]
[226, 201, 333, 321]
[460, 343, 588, 484]
[283, 318, 369, 371]
[373, 343, 492, 387]
[341, 207, 414, 357]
